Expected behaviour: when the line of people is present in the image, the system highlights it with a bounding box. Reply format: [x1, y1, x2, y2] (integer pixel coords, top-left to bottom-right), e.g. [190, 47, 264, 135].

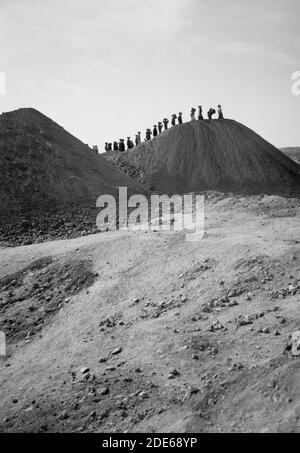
[104, 104, 224, 152]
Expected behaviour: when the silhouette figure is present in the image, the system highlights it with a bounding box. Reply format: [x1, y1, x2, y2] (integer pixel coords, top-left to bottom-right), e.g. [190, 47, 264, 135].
[127, 137, 134, 149]
[119, 139, 125, 152]
[113, 141, 119, 151]
[163, 118, 169, 130]
[158, 122, 163, 134]
[105, 142, 109, 152]
[218, 105, 224, 119]
[198, 106, 204, 120]
[153, 125, 158, 137]
[178, 112, 183, 124]
[207, 108, 216, 120]
[146, 129, 152, 141]
[191, 108, 196, 121]
[171, 114, 177, 127]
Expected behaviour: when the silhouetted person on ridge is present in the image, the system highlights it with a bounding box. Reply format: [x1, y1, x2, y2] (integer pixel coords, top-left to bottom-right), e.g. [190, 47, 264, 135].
[153, 125, 158, 137]
[105, 142, 109, 152]
[107, 143, 112, 151]
[127, 137, 134, 149]
[119, 139, 125, 152]
[158, 122, 163, 134]
[171, 114, 177, 127]
[163, 118, 169, 130]
[113, 141, 119, 151]
[146, 129, 152, 141]
[198, 106, 204, 120]
[191, 108, 196, 121]
[135, 134, 139, 147]
[207, 108, 216, 120]
[138, 132, 141, 144]
[218, 105, 224, 119]
[178, 112, 183, 124]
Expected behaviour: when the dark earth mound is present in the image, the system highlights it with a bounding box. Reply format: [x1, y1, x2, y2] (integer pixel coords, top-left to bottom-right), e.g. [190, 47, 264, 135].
[105, 120, 300, 196]
[0, 108, 148, 246]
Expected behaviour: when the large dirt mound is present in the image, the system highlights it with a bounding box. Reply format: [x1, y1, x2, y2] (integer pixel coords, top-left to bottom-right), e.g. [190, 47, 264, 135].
[106, 120, 300, 196]
[281, 147, 300, 165]
[0, 108, 147, 213]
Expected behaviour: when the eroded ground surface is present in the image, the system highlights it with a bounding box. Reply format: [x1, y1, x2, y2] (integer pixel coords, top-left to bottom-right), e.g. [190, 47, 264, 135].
[0, 194, 300, 433]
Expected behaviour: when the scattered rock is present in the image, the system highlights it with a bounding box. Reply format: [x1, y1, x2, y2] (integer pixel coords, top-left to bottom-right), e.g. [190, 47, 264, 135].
[138, 391, 150, 399]
[286, 331, 300, 357]
[210, 320, 224, 332]
[228, 300, 239, 307]
[58, 410, 69, 420]
[168, 368, 180, 379]
[98, 387, 109, 396]
[262, 327, 271, 334]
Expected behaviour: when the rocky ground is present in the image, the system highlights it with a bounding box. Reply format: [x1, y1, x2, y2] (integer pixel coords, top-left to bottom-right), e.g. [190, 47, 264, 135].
[0, 193, 300, 433]
[0, 206, 100, 247]
[104, 151, 145, 185]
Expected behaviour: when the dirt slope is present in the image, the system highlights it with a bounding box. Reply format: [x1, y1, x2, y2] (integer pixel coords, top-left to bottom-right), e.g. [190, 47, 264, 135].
[281, 147, 300, 165]
[1, 193, 300, 433]
[0, 108, 147, 213]
[106, 120, 300, 196]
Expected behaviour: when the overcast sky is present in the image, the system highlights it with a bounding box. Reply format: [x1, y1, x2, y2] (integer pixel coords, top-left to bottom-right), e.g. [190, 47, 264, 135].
[0, 0, 299, 149]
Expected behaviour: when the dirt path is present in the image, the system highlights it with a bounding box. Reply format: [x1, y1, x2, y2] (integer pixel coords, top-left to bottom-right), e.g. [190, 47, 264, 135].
[1, 196, 300, 433]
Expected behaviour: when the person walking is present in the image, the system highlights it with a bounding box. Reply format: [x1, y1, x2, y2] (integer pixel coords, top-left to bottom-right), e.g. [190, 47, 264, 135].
[198, 106, 204, 120]
[218, 105, 224, 119]
[146, 129, 152, 141]
[207, 108, 216, 119]
[119, 139, 125, 152]
[127, 137, 135, 149]
[191, 108, 196, 121]
[163, 118, 169, 130]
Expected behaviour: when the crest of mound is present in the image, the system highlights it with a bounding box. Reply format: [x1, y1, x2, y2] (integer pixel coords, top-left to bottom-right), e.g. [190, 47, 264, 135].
[281, 147, 300, 165]
[0, 108, 148, 213]
[114, 119, 300, 196]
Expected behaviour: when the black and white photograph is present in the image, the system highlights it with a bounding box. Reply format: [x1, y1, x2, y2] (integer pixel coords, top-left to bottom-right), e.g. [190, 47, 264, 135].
[0, 0, 300, 439]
